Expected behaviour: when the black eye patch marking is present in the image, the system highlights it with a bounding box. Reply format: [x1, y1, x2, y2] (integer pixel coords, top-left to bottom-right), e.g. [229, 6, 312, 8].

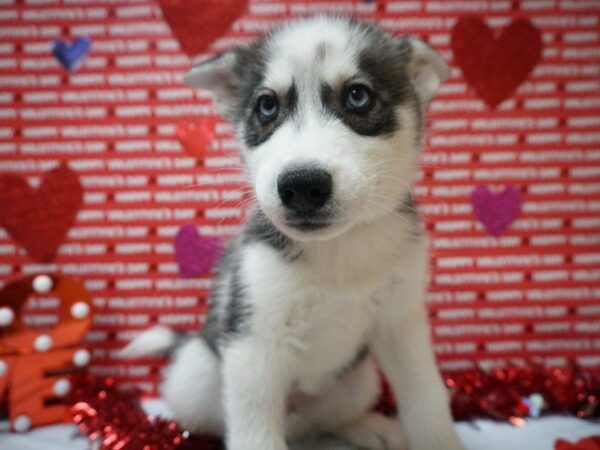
[286, 82, 298, 115]
[319, 25, 420, 137]
[242, 83, 298, 148]
[320, 79, 400, 137]
[230, 42, 267, 123]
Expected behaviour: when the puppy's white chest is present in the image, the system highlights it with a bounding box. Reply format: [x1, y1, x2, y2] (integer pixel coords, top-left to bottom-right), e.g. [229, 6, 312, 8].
[288, 284, 380, 393]
[243, 242, 396, 394]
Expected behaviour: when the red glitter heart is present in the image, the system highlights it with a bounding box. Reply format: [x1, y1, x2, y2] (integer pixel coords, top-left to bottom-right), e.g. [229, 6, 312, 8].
[158, 0, 247, 57]
[451, 17, 543, 108]
[176, 119, 217, 157]
[0, 164, 82, 262]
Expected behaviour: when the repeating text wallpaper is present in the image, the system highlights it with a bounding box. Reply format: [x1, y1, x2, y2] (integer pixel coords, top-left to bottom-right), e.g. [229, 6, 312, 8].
[0, 0, 599, 394]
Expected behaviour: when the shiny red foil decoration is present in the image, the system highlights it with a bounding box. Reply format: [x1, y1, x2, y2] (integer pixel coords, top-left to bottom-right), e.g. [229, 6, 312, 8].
[69, 366, 600, 449]
[376, 365, 600, 422]
[69, 376, 223, 450]
[445, 365, 600, 421]
[556, 437, 600, 450]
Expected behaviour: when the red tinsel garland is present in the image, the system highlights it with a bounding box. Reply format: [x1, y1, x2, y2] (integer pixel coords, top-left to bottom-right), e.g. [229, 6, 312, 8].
[556, 436, 600, 450]
[69, 365, 600, 450]
[69, 376, 223, 450]
[445, 365, 600, 422]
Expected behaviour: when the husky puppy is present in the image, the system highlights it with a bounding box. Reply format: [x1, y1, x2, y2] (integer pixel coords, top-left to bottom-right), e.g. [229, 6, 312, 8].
[123, 16, 463, 450]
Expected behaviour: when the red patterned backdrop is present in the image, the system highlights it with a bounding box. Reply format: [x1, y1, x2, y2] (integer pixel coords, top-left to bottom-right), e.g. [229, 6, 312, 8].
[0, 0, 599, 396]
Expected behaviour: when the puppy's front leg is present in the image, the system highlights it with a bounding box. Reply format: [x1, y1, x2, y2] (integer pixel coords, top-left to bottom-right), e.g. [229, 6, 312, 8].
[222, 337, 292, 450]
[371, 301, 463, 450]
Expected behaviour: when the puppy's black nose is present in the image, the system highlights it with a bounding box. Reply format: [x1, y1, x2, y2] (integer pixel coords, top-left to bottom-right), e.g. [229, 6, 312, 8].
[277, 166, 332, 214]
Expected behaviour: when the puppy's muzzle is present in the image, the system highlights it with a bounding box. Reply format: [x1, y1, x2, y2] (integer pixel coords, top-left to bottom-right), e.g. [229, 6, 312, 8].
[277, 165, 332, 216]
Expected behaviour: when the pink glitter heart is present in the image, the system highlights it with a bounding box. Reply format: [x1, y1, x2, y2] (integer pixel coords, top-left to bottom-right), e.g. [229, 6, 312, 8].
[174, 224, 223, 277]
[471, 185, 522, 237]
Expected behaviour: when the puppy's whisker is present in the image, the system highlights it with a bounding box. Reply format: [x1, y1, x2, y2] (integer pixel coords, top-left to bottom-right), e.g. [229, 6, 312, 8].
[362, 158, 413, 173]
[372, 175, 415, 203]
[366, 191, 425, 222]
[214, 196, 257, 226]
[363, 197, 413, 227]
[197, 166, 243, 174]
[209, 190, 255, 211]
[184, 183, 250, 191]
[359, 169, 416, 204]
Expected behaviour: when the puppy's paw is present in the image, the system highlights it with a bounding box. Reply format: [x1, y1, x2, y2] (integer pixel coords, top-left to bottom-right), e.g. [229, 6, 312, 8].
[333, 413, 407, 450]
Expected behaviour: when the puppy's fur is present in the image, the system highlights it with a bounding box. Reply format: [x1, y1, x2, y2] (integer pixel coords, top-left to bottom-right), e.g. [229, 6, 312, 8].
[123, 16, 463, 450]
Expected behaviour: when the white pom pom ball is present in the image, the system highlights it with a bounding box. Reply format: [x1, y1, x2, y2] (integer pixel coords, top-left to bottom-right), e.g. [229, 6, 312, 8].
[73, 349, 91, 367]
[32, 275, 53, 294]
[34, 334, 53, 352]
[53, 378, 71, 396]
[70, 302, 90, 320]
[13, 415, 31, 433]
[0, 306, 14, 327]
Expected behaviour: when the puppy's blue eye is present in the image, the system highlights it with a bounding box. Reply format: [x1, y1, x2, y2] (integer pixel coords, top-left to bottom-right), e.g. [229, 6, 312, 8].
[256, 94, 279, 123]
[345, 84, 373, 112]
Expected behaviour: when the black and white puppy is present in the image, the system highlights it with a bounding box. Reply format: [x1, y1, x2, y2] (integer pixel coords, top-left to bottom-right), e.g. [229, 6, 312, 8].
[123, 16, 463, 450]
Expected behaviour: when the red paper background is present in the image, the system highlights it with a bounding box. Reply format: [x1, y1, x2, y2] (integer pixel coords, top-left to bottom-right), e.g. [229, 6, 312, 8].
[0, 0, 599, 395]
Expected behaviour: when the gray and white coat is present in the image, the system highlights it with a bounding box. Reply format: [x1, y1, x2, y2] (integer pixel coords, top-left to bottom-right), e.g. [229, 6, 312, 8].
[123, 16, 464, 450]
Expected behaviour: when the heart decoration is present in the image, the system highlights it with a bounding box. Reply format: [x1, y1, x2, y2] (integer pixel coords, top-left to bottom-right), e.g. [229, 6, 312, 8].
[176, 118, 217, 157]
[555, 436, 600, 450]
[157, 0, 248, 57]
[471, 185, 522, 237]
[0, 164, 83, 262]
[174, 224, 223, 277]
[451, 17, 543, 108]
[52, 36, 91, 72]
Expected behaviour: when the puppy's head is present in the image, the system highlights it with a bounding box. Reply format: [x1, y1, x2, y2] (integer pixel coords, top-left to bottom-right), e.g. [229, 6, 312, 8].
[185, 17, 449, 241]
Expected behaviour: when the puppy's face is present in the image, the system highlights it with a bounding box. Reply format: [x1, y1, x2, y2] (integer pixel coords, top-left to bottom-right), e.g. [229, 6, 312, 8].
[186, 17, 449, 241]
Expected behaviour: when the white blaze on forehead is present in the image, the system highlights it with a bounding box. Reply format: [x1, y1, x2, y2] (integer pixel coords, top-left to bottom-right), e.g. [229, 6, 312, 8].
[263, 17, 359, 90]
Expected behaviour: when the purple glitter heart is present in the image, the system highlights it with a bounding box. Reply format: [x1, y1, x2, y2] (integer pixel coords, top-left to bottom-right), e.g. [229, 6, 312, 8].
[471, 185, 522, 237]
[52, 36, 91, 72]
[174, 224, 223, 278]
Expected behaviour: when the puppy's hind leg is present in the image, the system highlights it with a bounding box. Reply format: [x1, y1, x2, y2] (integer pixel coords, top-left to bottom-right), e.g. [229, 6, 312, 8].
[161, 336, 224, 436]
[288, 357, 406, 450]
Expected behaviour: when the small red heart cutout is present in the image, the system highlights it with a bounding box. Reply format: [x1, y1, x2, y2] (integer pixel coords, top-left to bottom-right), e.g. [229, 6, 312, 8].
[158, 0, 248, 57]
[176, 118, 218, 157]
[0, 164, 82, 262]
[451, 17, 543, 108]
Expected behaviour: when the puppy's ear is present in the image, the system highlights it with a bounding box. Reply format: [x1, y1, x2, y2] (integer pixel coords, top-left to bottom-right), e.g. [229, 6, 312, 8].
[184, 50, 239, 118]
[401, 37, 450, 104]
